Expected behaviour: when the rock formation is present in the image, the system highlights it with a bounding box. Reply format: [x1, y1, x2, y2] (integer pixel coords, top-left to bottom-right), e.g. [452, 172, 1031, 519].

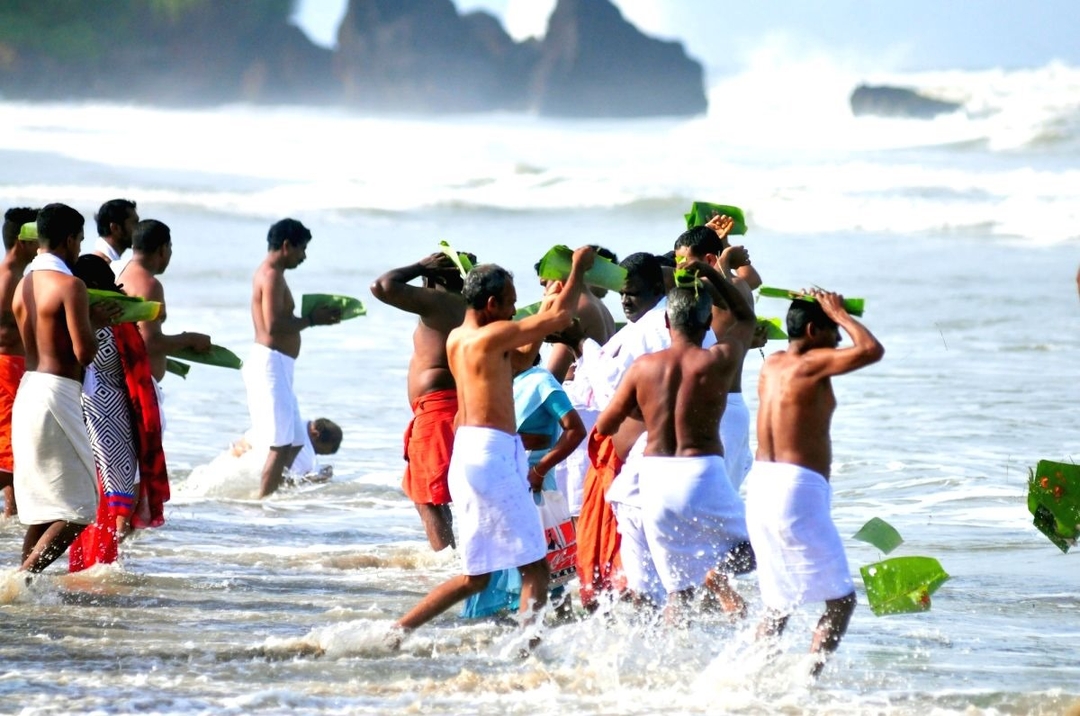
[850, 84, 963, 120]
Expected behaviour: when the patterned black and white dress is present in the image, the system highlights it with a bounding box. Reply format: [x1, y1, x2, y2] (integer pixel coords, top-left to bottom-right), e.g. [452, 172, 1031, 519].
[82, 327, 138, 515]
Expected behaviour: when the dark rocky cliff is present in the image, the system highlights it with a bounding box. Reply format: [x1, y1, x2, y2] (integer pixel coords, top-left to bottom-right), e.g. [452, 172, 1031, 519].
[0, 0, 707, 117]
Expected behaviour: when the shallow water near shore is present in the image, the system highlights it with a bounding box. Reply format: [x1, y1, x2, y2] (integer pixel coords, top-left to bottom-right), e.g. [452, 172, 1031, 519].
[1, 89, 1079, 714]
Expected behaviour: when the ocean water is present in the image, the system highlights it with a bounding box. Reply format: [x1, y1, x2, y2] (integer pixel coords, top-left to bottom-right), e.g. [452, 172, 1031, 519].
[0, 60, 1078, 714]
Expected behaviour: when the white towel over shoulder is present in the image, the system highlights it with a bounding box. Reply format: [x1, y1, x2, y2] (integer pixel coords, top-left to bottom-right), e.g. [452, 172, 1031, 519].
[745, 461, 854, 612]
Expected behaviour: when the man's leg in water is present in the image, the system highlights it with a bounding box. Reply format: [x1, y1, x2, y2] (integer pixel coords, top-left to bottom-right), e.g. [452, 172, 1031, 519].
[414, 502, 455, 551]
[259, 445, 301, 498]
[21, 520, 86, 572]
[395, 572, 492, 633]
[809, 591, 857, 677]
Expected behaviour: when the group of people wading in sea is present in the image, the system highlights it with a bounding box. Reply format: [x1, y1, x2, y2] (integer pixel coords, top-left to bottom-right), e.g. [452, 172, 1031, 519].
[373, 213, 884, 676]
[2, 200, 885, 677]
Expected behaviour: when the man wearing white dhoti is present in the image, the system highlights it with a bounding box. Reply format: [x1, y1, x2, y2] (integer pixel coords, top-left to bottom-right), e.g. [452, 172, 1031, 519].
[594, 260, 755, 624]
[11, 203, 119, 573]
[746, 288, 884, 677]
[393, 247, 594, 644]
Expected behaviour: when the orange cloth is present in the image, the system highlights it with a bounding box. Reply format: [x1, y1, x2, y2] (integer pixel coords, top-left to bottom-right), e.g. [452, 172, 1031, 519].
[0, 354, 26, 473]
[402, 389, 457, 505]
[575, 429, 627, 609]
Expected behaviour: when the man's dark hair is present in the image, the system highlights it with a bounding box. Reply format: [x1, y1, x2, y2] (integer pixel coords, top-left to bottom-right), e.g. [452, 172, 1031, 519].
[311, 418, 343, 454]
[267, 218, 311, 250]
[462, 263, 513, 310]
[786, 299, 837, 339]
[37, 203, 85, 249]
[667, 285, 712, 334]
[133, 219, 171, 254]
[674, 225, 722, 258]
[3, 207, 38, 249]
[619, 252, 664, 294]
[95, 199, 136, 237]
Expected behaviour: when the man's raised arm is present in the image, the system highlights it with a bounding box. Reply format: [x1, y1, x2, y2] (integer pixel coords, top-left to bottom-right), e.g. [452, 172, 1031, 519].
[370, 253, 460, 316]
[808, 289, 885, 377]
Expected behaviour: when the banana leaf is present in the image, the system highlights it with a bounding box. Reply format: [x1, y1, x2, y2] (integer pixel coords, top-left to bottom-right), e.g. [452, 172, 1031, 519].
[852, 517, 904, 555]
[1026, 460, 1080, 553]
[165, 358, 190, 379]
[758, 286, 865, 317]
[87, 289, 162, 323]
[18, 222, 38, 241]
[683, 201, 748, 235]
[438, 240, 474, 279]
[300, 294, 366, 321]
[860, 556, 950, 616]
[537, 245, 627, 293]
[169, 344, 242, 370]
[756, 317, 788, 341]
[514, 301, 541, 321]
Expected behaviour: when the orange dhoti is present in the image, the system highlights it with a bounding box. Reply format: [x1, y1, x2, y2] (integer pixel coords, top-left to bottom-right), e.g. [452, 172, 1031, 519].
[0, 354, 26, 474]
[402, 389, 457, 505]
[575, 430, 626, 609]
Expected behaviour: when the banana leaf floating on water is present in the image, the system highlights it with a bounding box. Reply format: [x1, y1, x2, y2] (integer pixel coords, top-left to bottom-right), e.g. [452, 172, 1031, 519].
[87, 289, 162, 323]
[852, 516, 904, 555]
[300, 294, 366, 321]
[758, 286, 865, 317]
[683, 201, 748, 235]
[438, 240, 474, 279]
[165, 358, 191, 379]
[860, 556, 950, 616]
[537, 245, 627, 293]
[169, 344, 243, 370]
[1027, 460, 1080, 553]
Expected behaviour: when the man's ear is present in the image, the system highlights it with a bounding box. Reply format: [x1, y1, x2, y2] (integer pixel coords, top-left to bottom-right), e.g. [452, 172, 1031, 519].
[705, 253, 719, 267]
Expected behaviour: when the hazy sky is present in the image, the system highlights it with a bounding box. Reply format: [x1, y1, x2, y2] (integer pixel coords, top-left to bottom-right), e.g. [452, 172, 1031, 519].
[293, 0, 1080, 74]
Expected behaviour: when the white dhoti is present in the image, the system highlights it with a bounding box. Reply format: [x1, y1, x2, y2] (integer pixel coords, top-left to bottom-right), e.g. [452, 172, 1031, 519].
[242, 344, 305, 448]
[606, 434, 664, 604]
[555, 405, 598, 516]
[720, 393, 752, 493]
[745, 461, 854, 612]
[448, 426, 546, 576]
[639, 455, 749, 594]
[13, 372, 99, 525]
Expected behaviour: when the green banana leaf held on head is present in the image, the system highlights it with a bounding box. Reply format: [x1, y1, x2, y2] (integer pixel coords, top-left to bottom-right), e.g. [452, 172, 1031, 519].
[537, 245, 627, 293]
[758, 286, 865, 317]
[438, 240, 474, 279]
[683, 201, 748, 235]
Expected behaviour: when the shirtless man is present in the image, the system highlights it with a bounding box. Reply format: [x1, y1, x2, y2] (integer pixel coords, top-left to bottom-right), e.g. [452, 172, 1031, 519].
[0, 208, 39, 516]
[745, 289, 884, 676]
[370, 251, 474, 551]
[120, 220, 212, 386]
[673, 215, 758, 490]
[394, 247, 593, 640]
[92, 199, 138, 269]
[12, 203, 119, 572]
[244, 218, 340, 498]
[594, 262, 755, 624]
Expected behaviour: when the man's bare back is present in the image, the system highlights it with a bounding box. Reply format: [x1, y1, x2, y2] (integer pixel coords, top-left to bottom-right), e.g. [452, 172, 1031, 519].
[755, 290, 884, 479]
[16, 270, 99, 380]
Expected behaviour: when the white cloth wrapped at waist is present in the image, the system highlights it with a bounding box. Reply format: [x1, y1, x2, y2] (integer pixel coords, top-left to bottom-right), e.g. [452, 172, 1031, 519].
[13, 372, 99, 525]
[638, 454, 749, 594]
[745, 460, 854, 612]
[448, 426, 546, 576]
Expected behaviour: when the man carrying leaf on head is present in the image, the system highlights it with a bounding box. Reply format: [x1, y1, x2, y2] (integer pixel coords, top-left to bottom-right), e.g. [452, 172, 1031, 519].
[370, 249, 475, 552]
[745, 288, 884, 677]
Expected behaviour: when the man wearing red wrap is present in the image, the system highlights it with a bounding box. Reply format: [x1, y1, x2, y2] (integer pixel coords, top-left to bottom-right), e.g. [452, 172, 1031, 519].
[371, 250, 475, 552]
[0, 207, 40, 517]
